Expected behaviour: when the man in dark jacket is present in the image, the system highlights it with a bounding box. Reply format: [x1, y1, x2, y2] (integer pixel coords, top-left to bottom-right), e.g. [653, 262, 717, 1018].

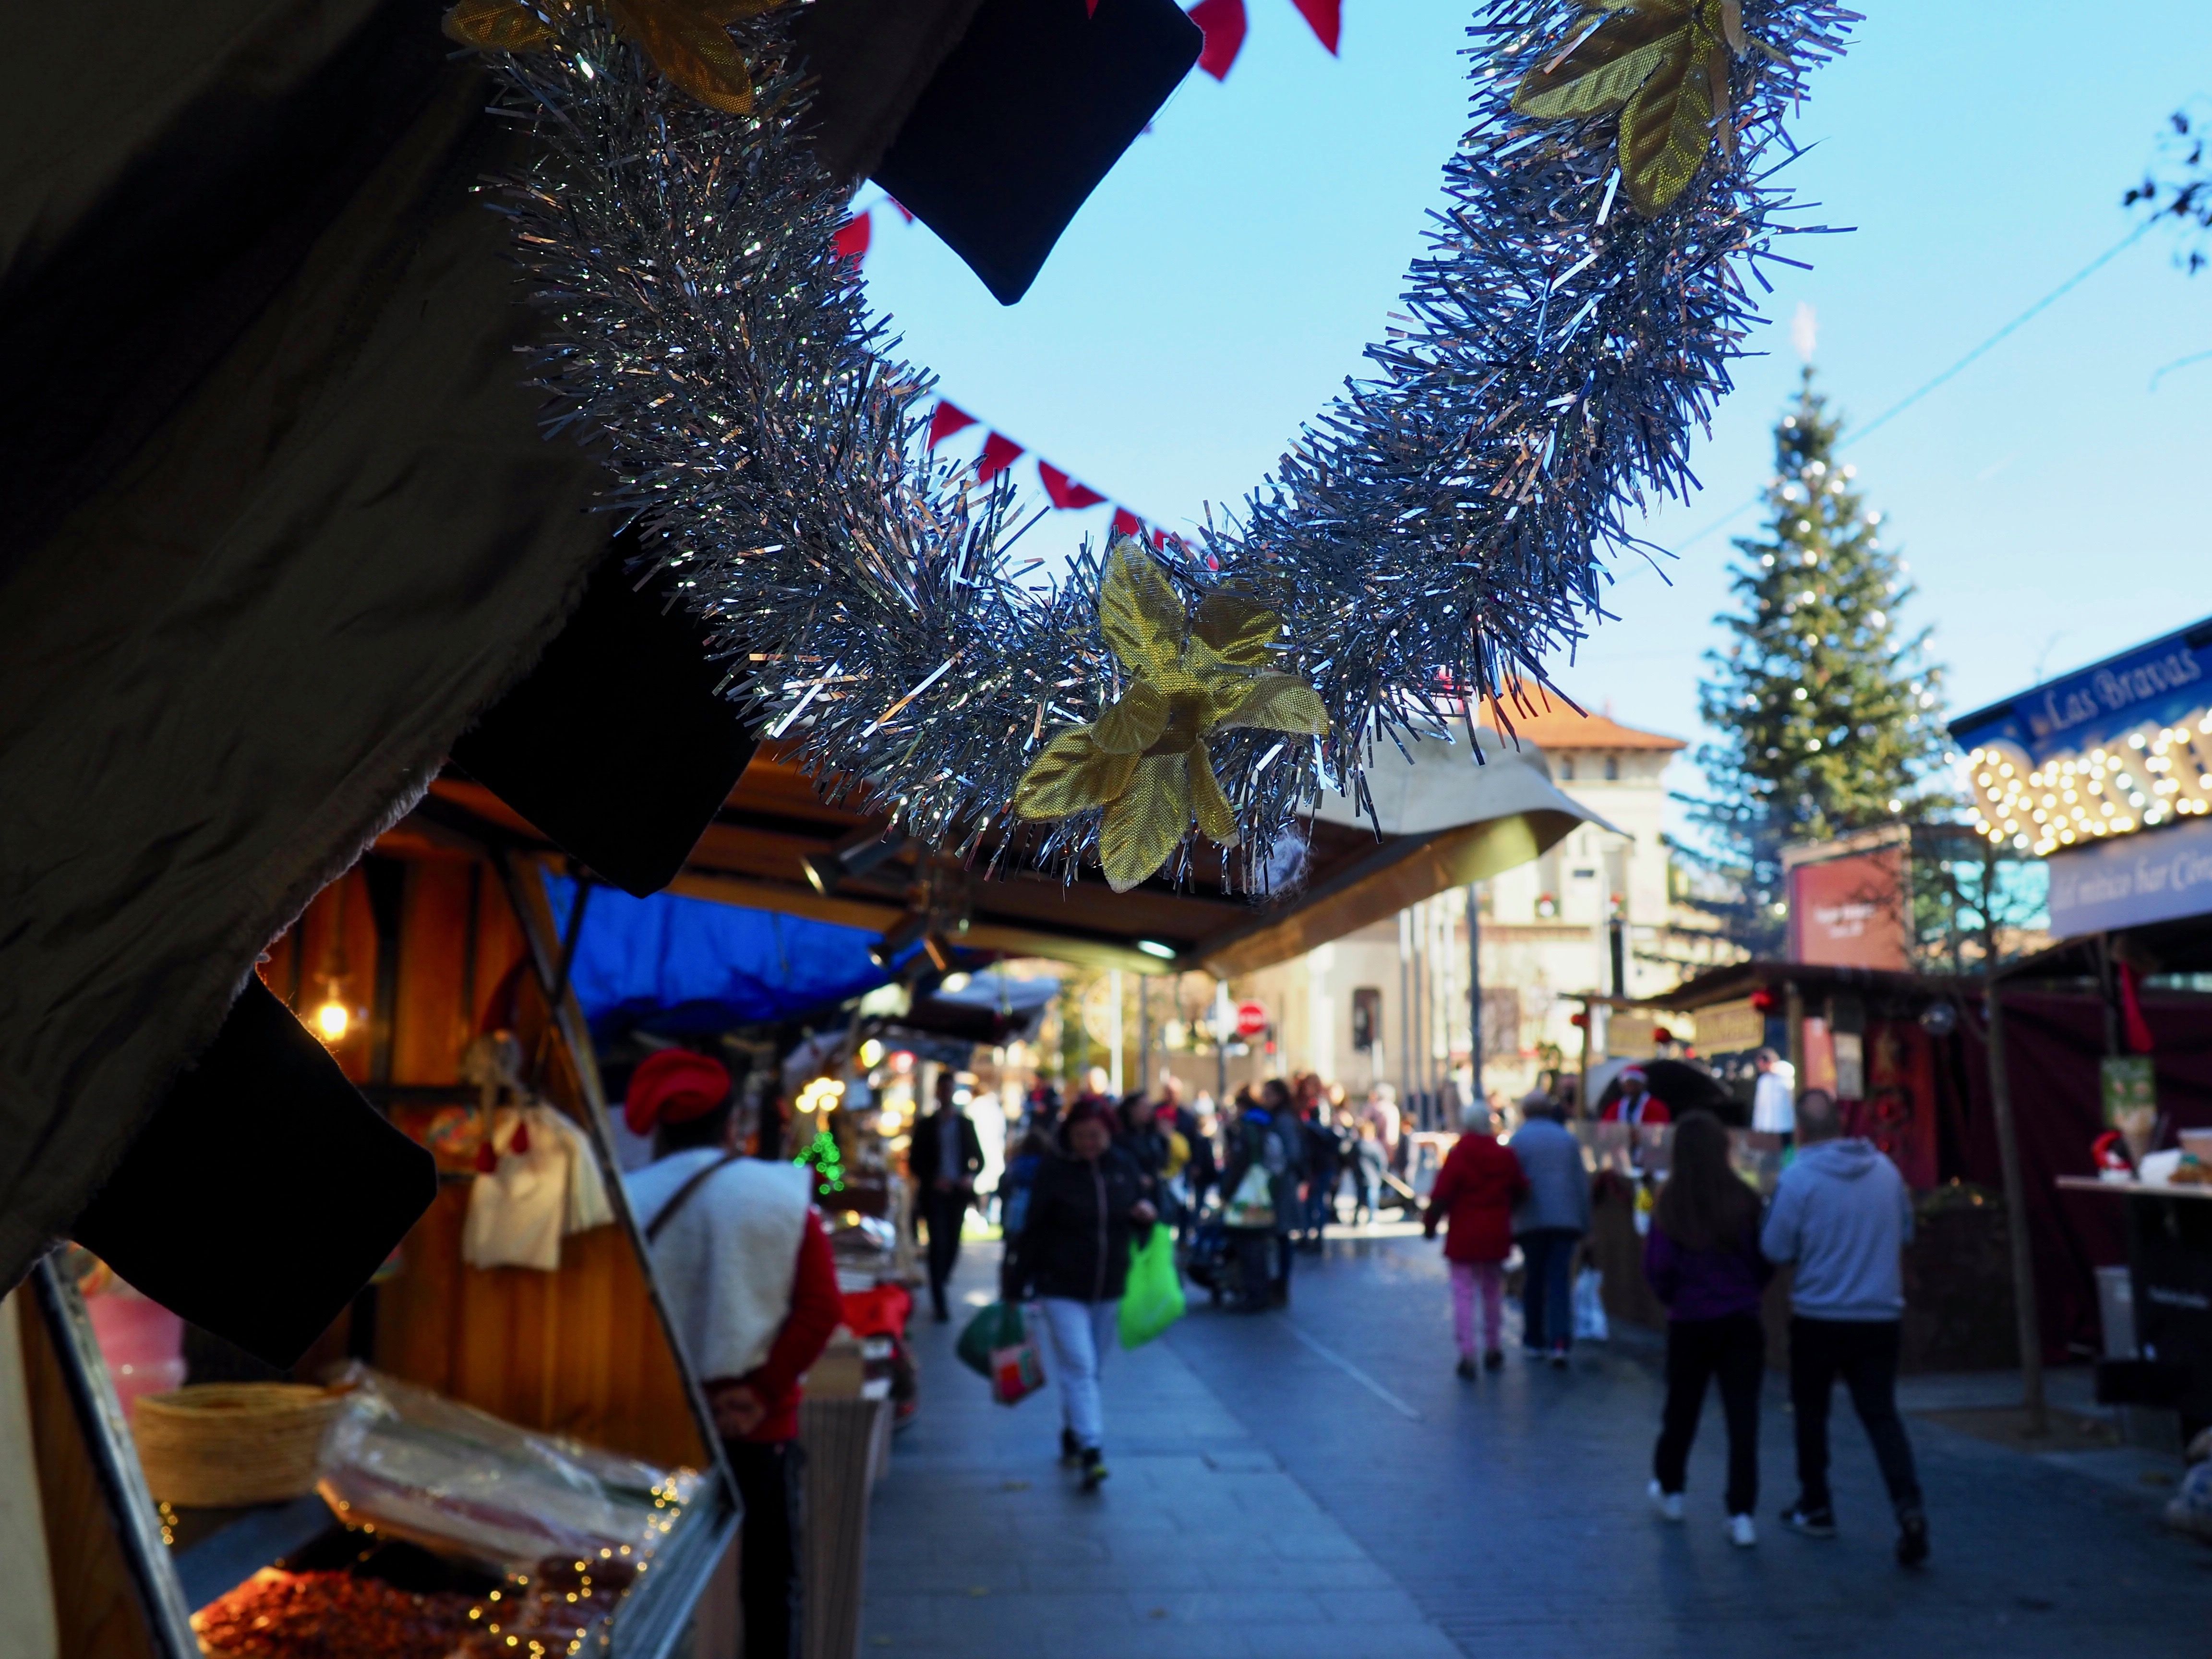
[1302, 1106, 1345, 1248]
[909, 1071, 985, 1322]
[1006, 1100, 1155, 1488]
[1220, 1080, 1306, 1309]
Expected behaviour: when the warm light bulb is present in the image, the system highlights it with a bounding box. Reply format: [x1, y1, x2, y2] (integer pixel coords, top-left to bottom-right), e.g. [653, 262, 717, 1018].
[313, 999, 351, 1043]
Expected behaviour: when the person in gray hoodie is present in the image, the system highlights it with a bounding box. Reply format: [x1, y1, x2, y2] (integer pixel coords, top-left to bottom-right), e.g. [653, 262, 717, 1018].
[1508, 1090, 1591, 1367]
[1760, 1088, 1929, 1567]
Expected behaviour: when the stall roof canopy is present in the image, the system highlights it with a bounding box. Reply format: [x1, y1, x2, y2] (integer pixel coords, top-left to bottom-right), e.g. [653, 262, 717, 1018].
[1621, 959, 1982, 1012]
[409, 728, 1608, 977]
[543, 875, 909, 1034]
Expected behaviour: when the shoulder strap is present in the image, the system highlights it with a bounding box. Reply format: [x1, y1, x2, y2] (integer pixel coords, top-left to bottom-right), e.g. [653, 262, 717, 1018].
[645, 1152, 742, 1243]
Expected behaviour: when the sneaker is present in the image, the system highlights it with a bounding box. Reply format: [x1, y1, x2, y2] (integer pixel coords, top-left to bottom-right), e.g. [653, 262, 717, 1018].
[1726, 1513, 1757, 1548]
[1548, 1347, 1569, 1370]
[1455, 1354, 1477, 1380]
[1483, 1349, 1505, 1372]
[1079, 1448, 1109, 1491]
[1779, 1503, 1838, 1539]
[1895, 1508, 1930, 1568]
[1647, 1480, 1684, 1523]
[1059, 1428, 1081, 1466]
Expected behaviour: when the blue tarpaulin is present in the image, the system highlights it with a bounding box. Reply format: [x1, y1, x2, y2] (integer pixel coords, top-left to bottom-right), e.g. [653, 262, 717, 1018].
[545, 875, 902, 1033]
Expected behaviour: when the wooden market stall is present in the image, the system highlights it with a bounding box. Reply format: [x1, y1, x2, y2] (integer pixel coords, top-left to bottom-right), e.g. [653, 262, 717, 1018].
[10, 825, 741, 1659]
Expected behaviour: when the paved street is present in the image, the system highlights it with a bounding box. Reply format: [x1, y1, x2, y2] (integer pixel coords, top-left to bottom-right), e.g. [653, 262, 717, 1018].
[861, 1232, 2208, 1658]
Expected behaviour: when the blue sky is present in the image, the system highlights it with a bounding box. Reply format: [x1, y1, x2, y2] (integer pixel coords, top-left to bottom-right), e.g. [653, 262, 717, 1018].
[853, 1, 2212, 821]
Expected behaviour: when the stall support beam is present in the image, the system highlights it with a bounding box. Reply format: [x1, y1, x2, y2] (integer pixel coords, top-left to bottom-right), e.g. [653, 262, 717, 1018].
[1985, 981, 2048, 1435]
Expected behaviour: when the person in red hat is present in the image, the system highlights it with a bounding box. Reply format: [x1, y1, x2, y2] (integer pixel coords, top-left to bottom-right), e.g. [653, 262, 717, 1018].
[1601, 1066, 1672, 1128]
[623, 1047, 842, 1659]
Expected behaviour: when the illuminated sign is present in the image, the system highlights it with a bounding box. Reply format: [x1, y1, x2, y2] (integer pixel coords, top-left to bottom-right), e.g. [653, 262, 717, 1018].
[1948, 619, 2212, 856]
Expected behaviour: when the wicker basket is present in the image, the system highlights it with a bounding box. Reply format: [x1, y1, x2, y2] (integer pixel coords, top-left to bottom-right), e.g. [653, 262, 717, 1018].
[133, 1383, 345, 1508]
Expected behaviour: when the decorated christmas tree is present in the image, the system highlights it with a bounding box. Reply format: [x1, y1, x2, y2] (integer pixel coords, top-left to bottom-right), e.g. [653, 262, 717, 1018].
[1689, 371, 1950, 953]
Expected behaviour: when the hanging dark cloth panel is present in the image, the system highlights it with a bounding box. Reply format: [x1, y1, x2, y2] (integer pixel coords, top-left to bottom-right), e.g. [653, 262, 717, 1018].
[873, 0, 1203, 304]
[70, 978, 437, 1367]
[450, 540, 761, 898]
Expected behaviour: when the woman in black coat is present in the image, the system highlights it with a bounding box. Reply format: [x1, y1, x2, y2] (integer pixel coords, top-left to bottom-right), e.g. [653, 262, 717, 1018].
[1005, 1100, 1155, 1489]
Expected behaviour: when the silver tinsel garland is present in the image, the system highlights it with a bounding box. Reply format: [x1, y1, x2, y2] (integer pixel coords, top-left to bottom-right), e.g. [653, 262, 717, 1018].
[485, 0, 1853, 891]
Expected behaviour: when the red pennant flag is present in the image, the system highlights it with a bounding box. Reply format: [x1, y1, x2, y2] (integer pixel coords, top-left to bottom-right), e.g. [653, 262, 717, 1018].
[927, 401, 978, 449]
[1038, 461, 1107, 510]
[977, 431, 1025, 483]
[1187, 0, 1246, 80]
[1110, 508, 1144, 540]
[1289, 0, 1340, 54]
[833, 211, 872, 263]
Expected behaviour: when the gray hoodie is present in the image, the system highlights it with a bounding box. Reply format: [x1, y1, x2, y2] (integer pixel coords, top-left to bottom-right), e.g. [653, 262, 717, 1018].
[1761, 1138, 1914, 1321]
[1508, 1117, 1591, 1237]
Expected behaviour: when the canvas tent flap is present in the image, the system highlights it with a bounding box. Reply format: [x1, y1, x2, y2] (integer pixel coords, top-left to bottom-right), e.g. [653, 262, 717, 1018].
[0, 47, 615, 1295]
[0, 0, 1138, 1299]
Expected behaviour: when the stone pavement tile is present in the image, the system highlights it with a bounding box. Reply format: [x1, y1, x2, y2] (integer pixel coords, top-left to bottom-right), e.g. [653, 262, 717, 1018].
[1119, 1588, 1329, 1623]
[1308, 1587, 1438, 1623]
[1201, 1554, 1398, 1591]
[1047, 1623, 1259, 1659]
[1018, 1553, 1215, 1593]
[1222, 1621, 1465, 1659]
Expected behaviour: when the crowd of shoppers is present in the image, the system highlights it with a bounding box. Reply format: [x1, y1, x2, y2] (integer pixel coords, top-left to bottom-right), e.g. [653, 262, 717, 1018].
[944, 1054, 1929, 1572]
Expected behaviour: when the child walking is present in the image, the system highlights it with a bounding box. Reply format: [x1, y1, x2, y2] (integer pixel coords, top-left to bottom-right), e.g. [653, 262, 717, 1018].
[1644, 1109, 1774, 1547]
[1424, 1103, 1529, 1377]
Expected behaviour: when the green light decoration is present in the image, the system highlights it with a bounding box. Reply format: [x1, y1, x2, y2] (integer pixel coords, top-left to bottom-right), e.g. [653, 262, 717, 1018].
[793, 1129, 845, 1197]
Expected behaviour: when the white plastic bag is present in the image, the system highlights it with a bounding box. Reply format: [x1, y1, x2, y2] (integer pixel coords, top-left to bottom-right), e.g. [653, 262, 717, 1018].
[1573, 1266, 1609, 1341]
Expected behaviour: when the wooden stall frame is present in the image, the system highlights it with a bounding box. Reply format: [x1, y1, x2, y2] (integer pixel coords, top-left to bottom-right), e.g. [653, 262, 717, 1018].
[30, 1255, 200, 1659]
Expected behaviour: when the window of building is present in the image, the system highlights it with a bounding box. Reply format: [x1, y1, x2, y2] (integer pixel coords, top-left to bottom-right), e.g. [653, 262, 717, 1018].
[1603, 754, 1620, 781]
[1559, 755, 1575, 780]
[1351, 988, 1382, 1052]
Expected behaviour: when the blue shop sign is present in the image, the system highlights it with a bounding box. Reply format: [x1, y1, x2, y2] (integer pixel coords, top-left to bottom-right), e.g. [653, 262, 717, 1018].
[1950, 617, 2212, 763]
[1948, 617, 2212, 858]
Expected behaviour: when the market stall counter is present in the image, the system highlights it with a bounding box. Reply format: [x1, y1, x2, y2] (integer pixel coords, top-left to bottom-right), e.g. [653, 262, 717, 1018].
[2059, 1174, 2212, 1439]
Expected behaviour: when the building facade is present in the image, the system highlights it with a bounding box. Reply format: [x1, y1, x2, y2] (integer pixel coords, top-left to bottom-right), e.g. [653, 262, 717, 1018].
[1234, 699, 1735, 1111]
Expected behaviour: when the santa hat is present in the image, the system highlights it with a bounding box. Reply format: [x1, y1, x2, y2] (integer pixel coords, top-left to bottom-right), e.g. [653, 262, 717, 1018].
[1619, 1066, 1648, 1088]
[625, 1049, 732, 1137]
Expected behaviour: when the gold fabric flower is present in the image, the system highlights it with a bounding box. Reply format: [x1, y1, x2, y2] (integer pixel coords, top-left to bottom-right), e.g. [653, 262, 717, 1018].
[1013, 539, 1329, 893]
[1510, 0, 1755, 217]
[442, 0, 785, 115]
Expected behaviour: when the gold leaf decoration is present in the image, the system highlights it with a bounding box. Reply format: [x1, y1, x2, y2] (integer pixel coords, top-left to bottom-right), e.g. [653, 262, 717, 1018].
[1011, 538, 1330, 892]
[443, 0, 555, 51]
[1510, 0, 1750, 216]
[440, 0, 786, 114]
[1011, 729, 1138, 822]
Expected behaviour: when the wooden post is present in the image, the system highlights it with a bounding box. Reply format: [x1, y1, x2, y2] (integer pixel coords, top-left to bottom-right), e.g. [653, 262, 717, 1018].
[1575, 996, 1592, 1120]
[1984, 978, 2048, 1433]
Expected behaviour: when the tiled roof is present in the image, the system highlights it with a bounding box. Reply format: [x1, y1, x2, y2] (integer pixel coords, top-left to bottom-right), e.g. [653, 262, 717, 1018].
[1480, 688, 1687, 752]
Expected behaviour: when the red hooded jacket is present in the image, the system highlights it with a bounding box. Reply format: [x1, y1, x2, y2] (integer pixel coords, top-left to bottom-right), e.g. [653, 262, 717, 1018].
[1424, 1133, 1530, 1263]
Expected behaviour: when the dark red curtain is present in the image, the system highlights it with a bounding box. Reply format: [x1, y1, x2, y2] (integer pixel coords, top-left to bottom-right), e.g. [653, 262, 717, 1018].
[1947, 989, 2212, 1359]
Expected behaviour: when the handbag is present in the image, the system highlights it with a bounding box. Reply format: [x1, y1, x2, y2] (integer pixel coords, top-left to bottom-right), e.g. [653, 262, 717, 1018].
[1222, 1165, 1275, 1231]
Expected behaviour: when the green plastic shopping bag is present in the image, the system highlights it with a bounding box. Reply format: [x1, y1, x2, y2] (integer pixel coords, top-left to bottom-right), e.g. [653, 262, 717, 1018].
[1118, 1226, 1186, 1349]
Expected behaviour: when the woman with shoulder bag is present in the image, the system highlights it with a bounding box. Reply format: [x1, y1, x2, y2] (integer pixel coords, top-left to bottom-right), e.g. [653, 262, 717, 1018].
[1643, 1109, 1774, 1548]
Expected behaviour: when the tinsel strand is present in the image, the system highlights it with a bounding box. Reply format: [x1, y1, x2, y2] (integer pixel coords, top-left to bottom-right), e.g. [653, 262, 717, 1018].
[481, 0, 1853, 893]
